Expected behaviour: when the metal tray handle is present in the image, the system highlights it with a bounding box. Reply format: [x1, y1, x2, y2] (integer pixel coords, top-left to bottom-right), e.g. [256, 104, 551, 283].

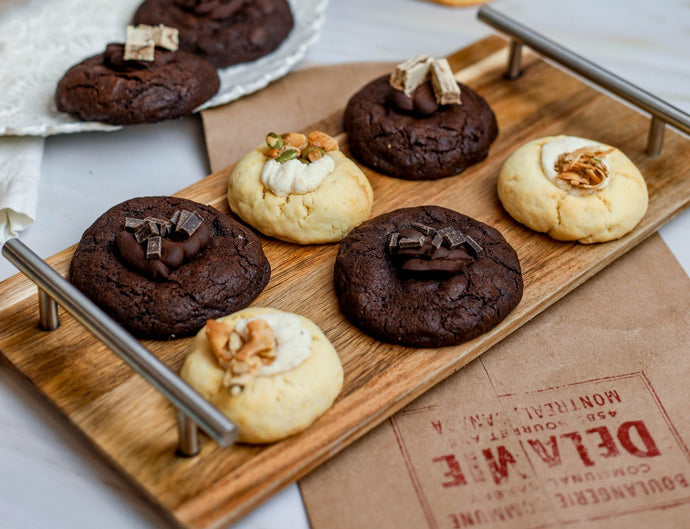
[477, 5, 690, 156]
[2, 237, 238, 456]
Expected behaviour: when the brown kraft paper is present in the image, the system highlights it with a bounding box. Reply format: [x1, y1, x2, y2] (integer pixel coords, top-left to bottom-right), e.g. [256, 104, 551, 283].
[300, 233, 690, 529]
[201, 62, 394, 174]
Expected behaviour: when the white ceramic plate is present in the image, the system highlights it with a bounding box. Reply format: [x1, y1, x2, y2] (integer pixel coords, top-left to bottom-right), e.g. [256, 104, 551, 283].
[0, 0, 326, 136]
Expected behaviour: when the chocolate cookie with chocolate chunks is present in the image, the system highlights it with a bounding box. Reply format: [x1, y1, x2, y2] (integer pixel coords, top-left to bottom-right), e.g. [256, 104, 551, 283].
[55, 43, 219, 125]
[343, 56, 498, 180]
[132, 0, 294, 68]
[69, 196, 270, 340]
[334, 205, 522, 347]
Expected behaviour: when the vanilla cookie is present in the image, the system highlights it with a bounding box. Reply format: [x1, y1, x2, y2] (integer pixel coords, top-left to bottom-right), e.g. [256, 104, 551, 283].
[180, 307, 343, 444]
[227, 131, 374, 244]
[497, 135, 648, 243]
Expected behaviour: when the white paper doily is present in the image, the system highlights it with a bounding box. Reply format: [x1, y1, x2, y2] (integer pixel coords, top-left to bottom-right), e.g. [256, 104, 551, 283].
[0, 0, 326, 136]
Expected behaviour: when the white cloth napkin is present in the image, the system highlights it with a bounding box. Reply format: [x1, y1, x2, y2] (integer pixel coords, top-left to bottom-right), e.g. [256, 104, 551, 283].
[0, 137, 45, 244]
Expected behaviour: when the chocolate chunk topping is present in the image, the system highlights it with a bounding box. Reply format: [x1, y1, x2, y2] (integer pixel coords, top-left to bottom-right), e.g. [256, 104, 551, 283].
[146, 235, 163, 259]
[445, 231, 466, 249]
[389, 232, 399, 253]
[116, 209, 209, 281]
[161, 220, 174, 237]
[125, 217, 146, 231]
[398, 235, 424, 249]
[465, 235, 483, 254]
[134, 220, 160, 243]
[176, 210, 203, 238]
[389, 223, 482, 277]
[410, 222, 435, 235]
[142, 216, 173, 236]
[176, 209, 192, 227]
[170, 210, 181, 225]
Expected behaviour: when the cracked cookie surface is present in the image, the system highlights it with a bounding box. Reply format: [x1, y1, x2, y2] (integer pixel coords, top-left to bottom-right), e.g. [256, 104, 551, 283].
[55, 44, 219, 125]
[497, 136, 648, 243]
[227, 145, 374, 244]
[69, 196, 270, 340]
[343, 75, 498, 180]
[334, 205, 523, 348]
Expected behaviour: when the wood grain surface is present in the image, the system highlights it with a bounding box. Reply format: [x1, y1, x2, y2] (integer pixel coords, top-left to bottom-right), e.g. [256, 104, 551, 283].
[1, 36, 689, 529]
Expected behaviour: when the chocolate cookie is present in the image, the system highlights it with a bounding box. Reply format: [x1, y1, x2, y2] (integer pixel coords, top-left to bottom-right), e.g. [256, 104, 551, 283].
[334, 206, 522, 347]
[133, 0, 294, 68]
[55, 44, 219, 125]
[69, 196, 270, 340]
[343, 75, 498, 180]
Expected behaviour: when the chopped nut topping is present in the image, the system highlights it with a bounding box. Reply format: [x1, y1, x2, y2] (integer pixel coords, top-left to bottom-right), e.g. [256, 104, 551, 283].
[282, 132, 309, 151]
[205, 319, 234, 366]
[307, 130, 339, 152]
[205, 318, 277, 392]
[265, 130, 339, 164]
[234, 319, 276, 363]
[555, 146, 614, 188]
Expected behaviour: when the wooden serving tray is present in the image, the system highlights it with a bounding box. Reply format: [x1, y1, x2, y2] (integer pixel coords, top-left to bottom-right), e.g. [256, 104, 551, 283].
[1, 37, 689, 529]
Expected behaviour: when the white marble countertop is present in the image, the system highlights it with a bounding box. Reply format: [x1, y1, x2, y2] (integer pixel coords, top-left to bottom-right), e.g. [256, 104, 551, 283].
[0, 1, 688, 528]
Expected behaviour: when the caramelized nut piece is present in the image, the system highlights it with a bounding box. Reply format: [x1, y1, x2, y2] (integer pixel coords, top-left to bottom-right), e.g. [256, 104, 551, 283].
[307, 130, 338, 152]
[282, 132, 308, 151]
[244, 354, 264, 371]
[266, 147, 281, 158]
[205, 319, 234, 365]
[230, 359, 250, 374]
[235, 319, 276, 361]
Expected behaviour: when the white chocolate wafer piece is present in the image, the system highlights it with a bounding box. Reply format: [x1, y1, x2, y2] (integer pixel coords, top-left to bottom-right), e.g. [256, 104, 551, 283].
[390, 54, 433, 95]
[431, 58, 461, 105]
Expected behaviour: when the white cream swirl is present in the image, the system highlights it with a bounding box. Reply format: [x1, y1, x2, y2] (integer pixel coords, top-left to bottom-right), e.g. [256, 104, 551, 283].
[260, 155, 335, 196]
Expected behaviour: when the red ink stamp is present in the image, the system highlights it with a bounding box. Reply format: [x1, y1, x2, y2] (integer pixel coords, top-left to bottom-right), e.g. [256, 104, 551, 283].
[390, 372, 690, 528]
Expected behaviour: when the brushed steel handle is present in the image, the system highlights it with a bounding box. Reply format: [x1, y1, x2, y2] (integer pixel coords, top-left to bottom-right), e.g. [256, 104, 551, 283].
[477, 5, 690, 156]
[2, 237, 238, 456]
